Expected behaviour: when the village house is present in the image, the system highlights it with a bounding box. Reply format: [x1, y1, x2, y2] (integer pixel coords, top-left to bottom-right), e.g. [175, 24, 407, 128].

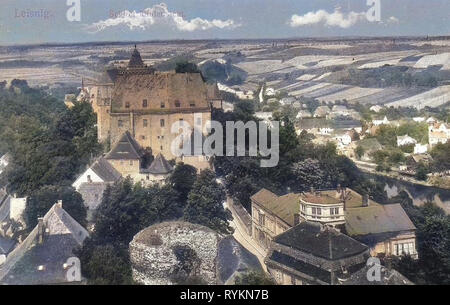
[296, 110, 312, 119]
[250, 187, 418, 259]
[397, 135, 417, 147]
[345, 203, 417, 258]
[313, 106, 331, 118]
[265, 222, 370, 285]
[87, 46, 213, 171]
[428, 122, 450, 147]
[0, 201, 89, 285]
[372, 116, 390, 126]
[413, 143, 428, 154]
[72, 157, 122, 213]
[370, 105, 383, 113]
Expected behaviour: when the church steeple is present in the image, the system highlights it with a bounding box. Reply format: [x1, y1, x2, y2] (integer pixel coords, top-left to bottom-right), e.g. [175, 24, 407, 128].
[128, 45, 144, 68]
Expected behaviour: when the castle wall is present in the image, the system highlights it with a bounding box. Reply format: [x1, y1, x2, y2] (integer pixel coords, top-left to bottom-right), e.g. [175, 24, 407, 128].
[109, 111, 211, 160]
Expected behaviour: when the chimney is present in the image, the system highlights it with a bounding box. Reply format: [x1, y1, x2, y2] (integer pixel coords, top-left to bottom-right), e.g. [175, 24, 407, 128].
[362, 194, 369, 207]
[37, 218, 45, 244]
[294, 213, 300, 225]
[310, 186, 315, 194]
[57, 200, 63, 208]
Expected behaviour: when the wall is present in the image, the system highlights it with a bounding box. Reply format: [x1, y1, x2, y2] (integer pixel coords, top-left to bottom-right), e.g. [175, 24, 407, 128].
[72, 168, 104, 190]
[129, 222, 220, 285]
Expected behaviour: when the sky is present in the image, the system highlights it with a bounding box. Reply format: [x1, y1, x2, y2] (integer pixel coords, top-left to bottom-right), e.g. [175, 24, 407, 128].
[0, 0, 449, 45]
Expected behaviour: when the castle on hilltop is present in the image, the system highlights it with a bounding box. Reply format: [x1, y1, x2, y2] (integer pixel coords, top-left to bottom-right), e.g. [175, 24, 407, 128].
[81, 45, 221, 171]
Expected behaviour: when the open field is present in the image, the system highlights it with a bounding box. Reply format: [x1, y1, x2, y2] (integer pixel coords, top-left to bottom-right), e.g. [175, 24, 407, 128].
[0, 37, 449, 107]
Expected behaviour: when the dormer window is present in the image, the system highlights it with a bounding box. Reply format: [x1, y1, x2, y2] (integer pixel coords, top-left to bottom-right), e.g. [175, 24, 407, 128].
[175, 101, 181, 108]
[160, 102, 165, 108]
[143, 99, 148, 108]
[125, 102, 130, 108]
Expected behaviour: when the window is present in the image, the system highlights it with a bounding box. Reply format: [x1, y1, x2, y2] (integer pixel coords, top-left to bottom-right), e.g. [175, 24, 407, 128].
[179, 118, 184, 122]
[143, 119, 148, 127]
[118, 120, 123, 127]
[395, 243, 415, 256]
[125, 102, 130, 108]
[141, 135, 146, 140]
[160, 102, 165, 108]
[130, 160, 133, 166]
[160, 119, 165, 127]
[317, 208, 321, 215]
[190, 102, 196, 107]
[175, 101, 181, 108]
[301, 204, 306, 211]
[258, 213, 265, 226]
[160, 145, 163, 150]
[330, 207, 339, 215]
[142, 99, 148, 108]
[311, 207, 316, 215]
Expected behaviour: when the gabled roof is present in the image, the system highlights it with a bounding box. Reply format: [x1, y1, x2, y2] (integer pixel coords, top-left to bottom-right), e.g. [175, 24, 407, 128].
[345, 203, 416, 237]
[251, 189, 300, 226]
[145, 153, 173, 175]
[91, 158, 122, 182]
[0, 202, 89, 285]
[105, 131, 143, 160]
[341, 264, 413, 285]
[273, 222, 368, 261]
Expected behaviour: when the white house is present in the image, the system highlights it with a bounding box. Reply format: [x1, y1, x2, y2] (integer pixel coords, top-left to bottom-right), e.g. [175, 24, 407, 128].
[265, 87, 276, 97]
[370, 105, 383, 113]
[413, 117, 425, 123]
[255, 112, 274, 128]
[397, 135, 417, 147]
[280, 97, 296, 105]
[296, 110, 312, 119]
[319, 127, 334, 135]
[72, 157, 122, 211]
[335, 134, 352, 146]
[426, 117, 437, 125]
[414, 143, 428, 154]
[373, 116, 390, 126]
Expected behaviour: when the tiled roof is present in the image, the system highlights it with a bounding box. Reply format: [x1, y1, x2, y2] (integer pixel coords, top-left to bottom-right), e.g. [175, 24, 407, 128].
[268, 250, 331, 283]
[345, 204, 416, 237]
[105, 131, 143, 160]
[251, 189, 300, 226]
[0, 203, 89, 285]
[91, 158, 122, 182]
[273, 222, 368, 260]
[111, 72, 210, 112]
[341, 264, 413, 285]
[144, 153, 173, 175]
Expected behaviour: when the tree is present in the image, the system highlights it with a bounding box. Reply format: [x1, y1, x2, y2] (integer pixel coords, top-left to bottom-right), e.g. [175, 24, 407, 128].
[76, 240, 135, 285]
[175, 61, 200, 73]
[94, 178, 182, 245]
[415, 162, 429, 181]
[168, 163, 197, 203]
[25, 185, 87, 230]
[234, 270, 275, 285]
[355, 145, 365, 160]
[291, 158, 326, 191]
[183, 170, 232, 234]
